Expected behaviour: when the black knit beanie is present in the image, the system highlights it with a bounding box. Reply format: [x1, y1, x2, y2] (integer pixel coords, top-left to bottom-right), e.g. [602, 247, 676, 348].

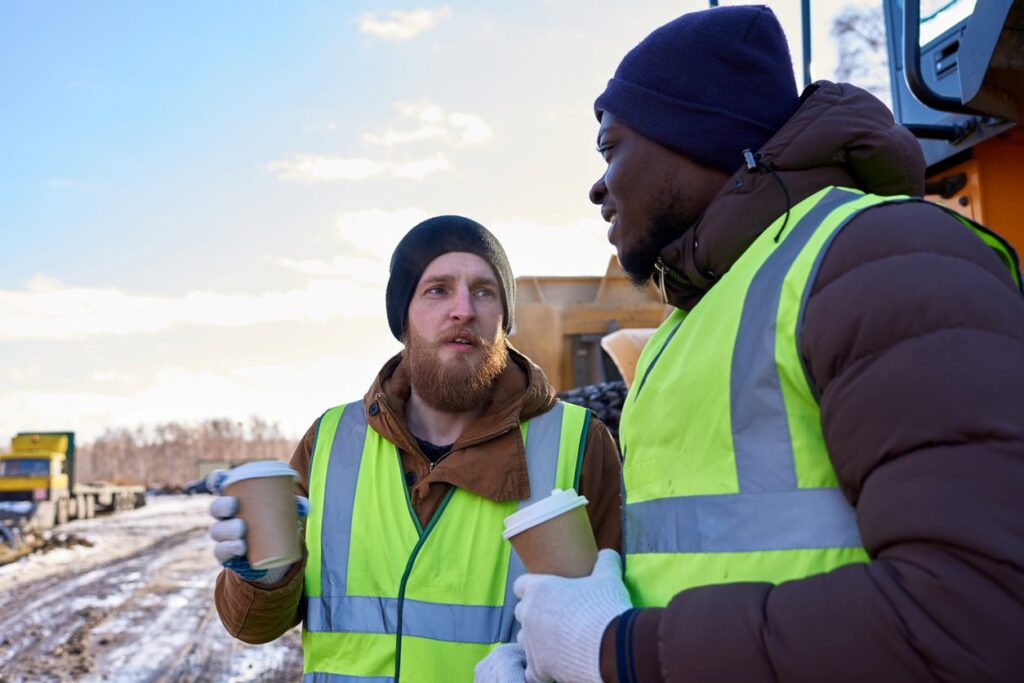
[594, 5, 799, 174]
[385, 215, 515, 341]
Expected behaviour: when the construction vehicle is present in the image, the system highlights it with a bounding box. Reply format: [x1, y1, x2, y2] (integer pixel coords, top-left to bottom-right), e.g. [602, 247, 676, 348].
[0, 432, 146, 561]
[884, 0, 1023, 251]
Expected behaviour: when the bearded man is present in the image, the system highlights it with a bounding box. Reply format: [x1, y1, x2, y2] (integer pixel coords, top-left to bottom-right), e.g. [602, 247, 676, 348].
[208, 215, 622, 682]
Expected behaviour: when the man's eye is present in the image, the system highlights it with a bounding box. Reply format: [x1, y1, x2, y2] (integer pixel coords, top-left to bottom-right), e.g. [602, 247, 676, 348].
[476, 288, 496, 298]
[597, 144, 614, 159]
[426, 286, 446, 296]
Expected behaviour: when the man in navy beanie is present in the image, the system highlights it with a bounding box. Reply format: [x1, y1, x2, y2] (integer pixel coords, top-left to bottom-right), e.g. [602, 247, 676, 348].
[211, 216, 624, 681]
[491, 4, 1024, 682]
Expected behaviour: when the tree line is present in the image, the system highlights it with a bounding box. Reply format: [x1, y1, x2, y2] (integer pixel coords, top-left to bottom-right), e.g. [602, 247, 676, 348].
[75, 416, 295, 488]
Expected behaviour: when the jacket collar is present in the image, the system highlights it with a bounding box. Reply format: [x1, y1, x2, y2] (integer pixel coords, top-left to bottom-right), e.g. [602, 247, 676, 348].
[655, 81, 925, 311]
[362, 344, 557, 503]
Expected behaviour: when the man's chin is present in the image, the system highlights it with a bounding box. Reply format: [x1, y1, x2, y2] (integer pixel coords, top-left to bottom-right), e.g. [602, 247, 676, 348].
[618, 253, 657, 288]
[437, 346, 480, 365]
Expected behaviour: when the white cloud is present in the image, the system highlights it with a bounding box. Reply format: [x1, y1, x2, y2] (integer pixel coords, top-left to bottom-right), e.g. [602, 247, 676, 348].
[359, 6, 453, 42]
[487, 216, 615, 277]
[0, 278, 385, 342]
[27, 274, 64, 292]
[268, 153, 450, 182]
[335, 207, 432, 252]
[364, 102, 494, 148]
[447, 112, 493, 145]
[292, 209, 615, 281]
[275, 208, 433, 283]
[362, 125, 448, 147]
[0, 354, 398, 442]
[6, 364, 42, 383]
[275, 255, 389, 286]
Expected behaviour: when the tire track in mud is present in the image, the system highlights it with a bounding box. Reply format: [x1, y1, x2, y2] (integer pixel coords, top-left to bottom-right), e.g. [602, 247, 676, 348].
[0, 526, 208, 681]
[0, 520, 303, 683]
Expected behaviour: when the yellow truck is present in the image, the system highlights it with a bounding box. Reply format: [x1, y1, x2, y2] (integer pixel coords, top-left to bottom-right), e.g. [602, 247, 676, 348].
[0, 432, 145, 534]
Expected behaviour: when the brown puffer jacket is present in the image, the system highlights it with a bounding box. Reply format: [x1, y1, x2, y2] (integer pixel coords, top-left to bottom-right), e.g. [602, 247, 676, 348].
[620, 82, 1024, 681]
[214, 347, 622, 644]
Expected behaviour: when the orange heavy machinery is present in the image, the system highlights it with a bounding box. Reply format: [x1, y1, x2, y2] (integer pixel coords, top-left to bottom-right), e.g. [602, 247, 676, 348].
[884, 0, 1023, 249]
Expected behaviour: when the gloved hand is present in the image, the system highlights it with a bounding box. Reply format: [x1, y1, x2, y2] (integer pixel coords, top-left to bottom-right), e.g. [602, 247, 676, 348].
[514, 549, 632, 683]
[206, 469, 309, 584]
[474, 643, 528, 683]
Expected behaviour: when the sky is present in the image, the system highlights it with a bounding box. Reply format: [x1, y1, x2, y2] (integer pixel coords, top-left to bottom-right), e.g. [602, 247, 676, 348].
[1, 0, 888, 444]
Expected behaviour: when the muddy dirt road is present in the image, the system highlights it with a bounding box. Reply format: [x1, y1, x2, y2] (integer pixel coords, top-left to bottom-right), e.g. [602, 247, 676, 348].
[0, 495, 302, 682]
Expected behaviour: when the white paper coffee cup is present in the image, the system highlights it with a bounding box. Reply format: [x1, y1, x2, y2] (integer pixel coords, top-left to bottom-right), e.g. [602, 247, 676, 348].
[222, 460, 300, 570]
[503, 488, 597, 577]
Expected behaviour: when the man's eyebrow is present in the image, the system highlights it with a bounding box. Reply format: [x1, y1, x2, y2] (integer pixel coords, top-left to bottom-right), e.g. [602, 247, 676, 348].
[470, 275, 500, 288]
[420, 273, 455, 286]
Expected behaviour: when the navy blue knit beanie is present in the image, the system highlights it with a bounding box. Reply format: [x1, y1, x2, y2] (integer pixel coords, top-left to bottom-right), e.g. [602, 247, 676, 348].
[594, 5, 799, 174]
[386, 215, 515, 341]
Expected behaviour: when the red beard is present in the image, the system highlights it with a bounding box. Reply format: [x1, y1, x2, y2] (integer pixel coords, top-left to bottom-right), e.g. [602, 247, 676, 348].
[403, 327, 509, 413]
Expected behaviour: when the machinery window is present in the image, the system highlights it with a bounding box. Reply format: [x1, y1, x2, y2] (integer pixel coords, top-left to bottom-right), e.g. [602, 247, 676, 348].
[0, 459, 51, 477]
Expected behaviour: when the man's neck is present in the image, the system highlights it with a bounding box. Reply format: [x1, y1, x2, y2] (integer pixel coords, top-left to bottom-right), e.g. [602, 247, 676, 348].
[405, 389, 487, 446]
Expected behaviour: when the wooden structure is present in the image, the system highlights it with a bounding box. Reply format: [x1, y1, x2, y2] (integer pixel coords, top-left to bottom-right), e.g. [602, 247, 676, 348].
[510, 256, 670, 392]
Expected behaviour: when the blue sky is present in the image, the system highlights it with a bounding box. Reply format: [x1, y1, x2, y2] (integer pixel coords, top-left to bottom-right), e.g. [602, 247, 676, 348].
[0, 1, 884, 442]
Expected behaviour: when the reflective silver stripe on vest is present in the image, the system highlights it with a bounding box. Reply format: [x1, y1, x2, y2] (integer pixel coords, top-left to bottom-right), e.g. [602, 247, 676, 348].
[624, 487, 862, 553]
[307, 401, 570, 643]
[304, 673, 393, 683]
[626, 188, 867, 555]
[319, 402, 368, 599]
[501, 401, 565, 641]
[306, 595, 510, 645]
[730, 187, 863, 493]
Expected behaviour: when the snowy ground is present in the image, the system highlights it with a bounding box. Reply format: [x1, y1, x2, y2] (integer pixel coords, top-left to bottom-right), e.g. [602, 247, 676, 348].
[0, 495, 302, 682]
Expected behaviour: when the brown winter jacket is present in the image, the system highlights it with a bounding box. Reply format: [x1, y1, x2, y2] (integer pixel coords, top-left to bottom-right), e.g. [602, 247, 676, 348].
[214, 346, 622, 644]
[606, 82, 1024, 681]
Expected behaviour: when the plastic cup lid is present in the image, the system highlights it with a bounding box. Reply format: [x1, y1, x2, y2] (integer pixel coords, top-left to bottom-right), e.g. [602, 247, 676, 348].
[502, 488, 588, 540]
[222, 460, 298, 489]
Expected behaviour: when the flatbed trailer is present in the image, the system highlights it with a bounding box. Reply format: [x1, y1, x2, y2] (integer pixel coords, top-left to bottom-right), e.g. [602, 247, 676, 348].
[0, 432, 145, 559]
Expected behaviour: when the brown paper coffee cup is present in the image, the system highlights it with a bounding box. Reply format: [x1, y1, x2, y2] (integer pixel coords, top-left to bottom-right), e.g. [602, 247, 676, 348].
[503, 488, 598, 577]
[223, 460, 300, 570]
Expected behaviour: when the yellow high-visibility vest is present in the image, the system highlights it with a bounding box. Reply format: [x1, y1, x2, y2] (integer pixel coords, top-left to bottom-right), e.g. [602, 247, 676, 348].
[620, 186, 1021, 607]
[303, 400, 592, 682]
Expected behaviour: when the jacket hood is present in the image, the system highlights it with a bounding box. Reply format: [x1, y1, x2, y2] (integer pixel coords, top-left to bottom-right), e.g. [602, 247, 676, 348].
[657, 81, 926, 310]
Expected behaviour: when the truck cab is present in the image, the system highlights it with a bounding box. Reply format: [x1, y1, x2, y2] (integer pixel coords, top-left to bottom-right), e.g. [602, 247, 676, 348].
[0, 433, 75, 527]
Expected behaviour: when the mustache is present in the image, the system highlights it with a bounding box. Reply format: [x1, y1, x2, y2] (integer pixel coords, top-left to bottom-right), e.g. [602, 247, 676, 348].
[439, 329, 484, 346]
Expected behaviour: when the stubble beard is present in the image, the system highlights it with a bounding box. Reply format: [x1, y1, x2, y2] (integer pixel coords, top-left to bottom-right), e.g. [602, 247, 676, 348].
[404, 328, 509, 414]
[618, 184, 693, 288]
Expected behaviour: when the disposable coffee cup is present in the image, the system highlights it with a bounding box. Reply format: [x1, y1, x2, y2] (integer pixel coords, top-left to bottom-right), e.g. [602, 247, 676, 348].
[503, 488, 598, 577]
[222, 460, 300, 570]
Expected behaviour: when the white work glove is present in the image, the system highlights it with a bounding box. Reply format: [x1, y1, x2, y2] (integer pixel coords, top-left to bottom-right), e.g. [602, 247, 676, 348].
[474, 643, 528, 682]
[514, 549, 633, 683]
[207, 469, 308, 584]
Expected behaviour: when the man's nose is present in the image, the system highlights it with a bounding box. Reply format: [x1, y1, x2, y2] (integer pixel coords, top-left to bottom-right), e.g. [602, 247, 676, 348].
[449, 286, 476, 320]
[589, 175, 607, 205]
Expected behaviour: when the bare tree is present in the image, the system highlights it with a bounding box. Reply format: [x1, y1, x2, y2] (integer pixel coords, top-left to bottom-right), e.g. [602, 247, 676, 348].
[77, 416, 296, 488]
[832, 4, 892, 108]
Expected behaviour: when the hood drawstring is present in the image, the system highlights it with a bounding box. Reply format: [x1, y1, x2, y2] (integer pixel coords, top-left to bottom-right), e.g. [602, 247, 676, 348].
[654, 259, 669, 304]
[743, 148, 792, 243]
[654, 257, 701, 305]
